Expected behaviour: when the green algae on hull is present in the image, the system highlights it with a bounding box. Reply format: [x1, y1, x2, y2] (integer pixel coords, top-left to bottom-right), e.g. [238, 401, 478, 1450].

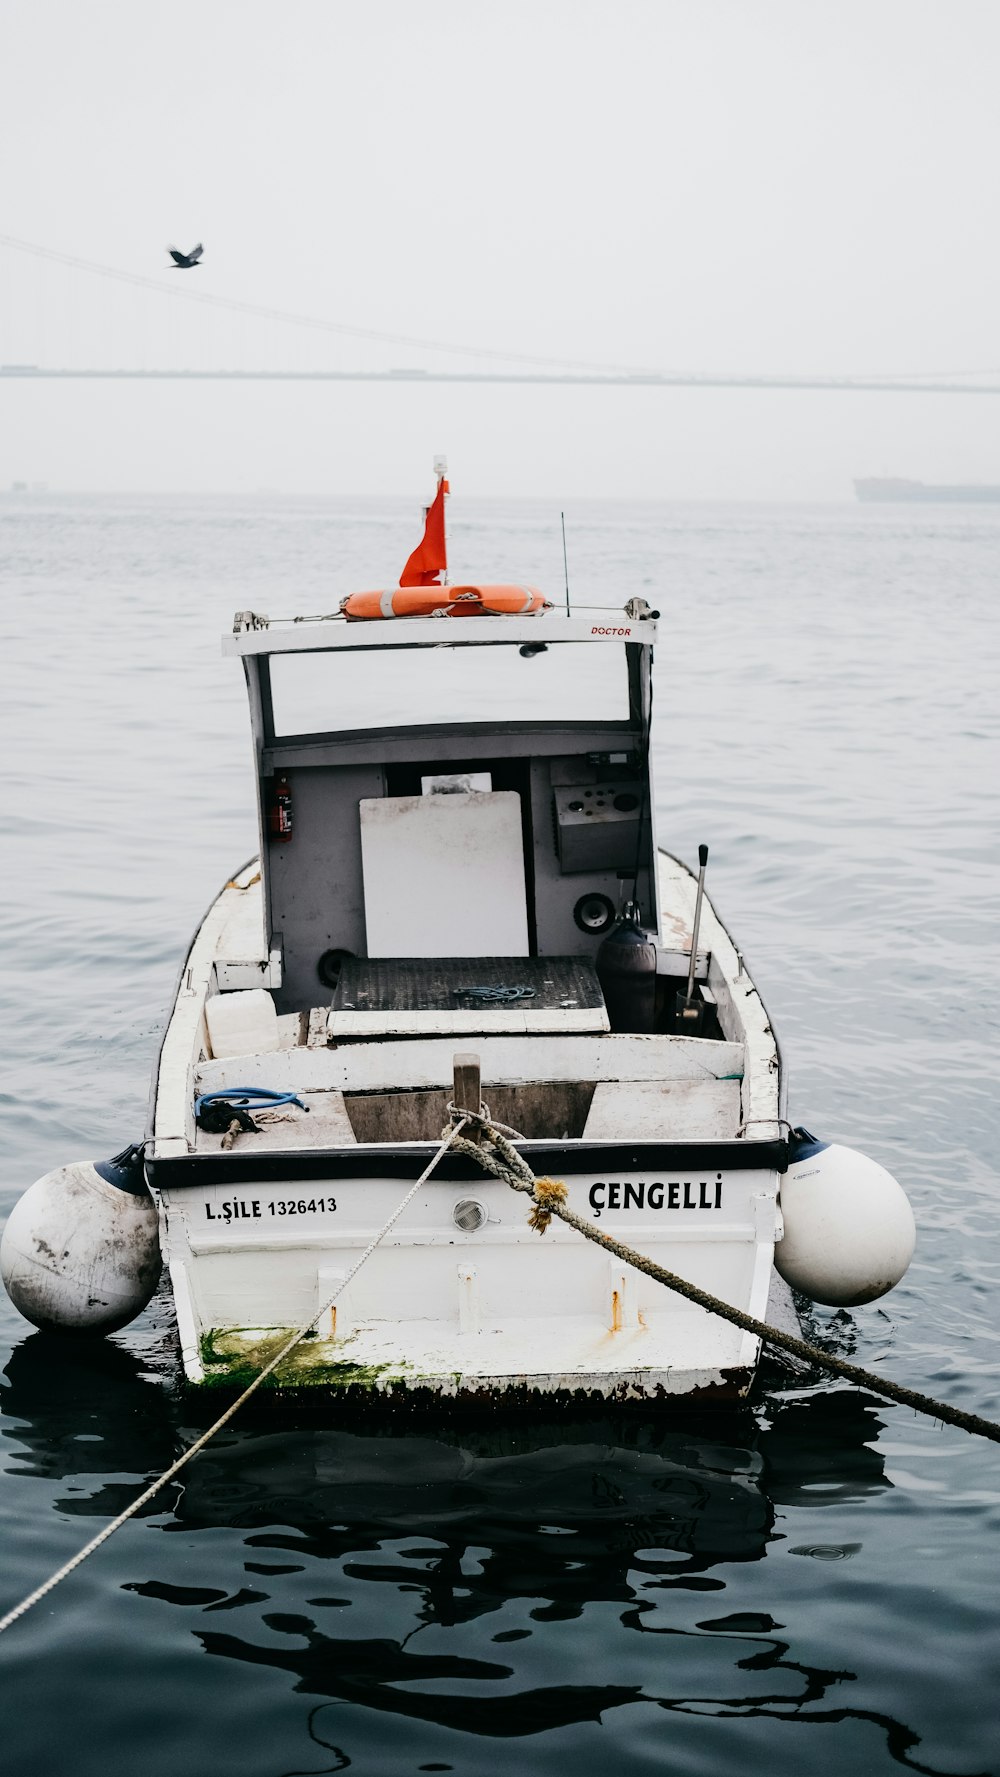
[197, 1326, 403, 1392]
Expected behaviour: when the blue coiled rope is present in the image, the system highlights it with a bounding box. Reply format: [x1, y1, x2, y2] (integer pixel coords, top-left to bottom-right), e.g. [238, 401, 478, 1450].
[194, 1087, 307, 1114]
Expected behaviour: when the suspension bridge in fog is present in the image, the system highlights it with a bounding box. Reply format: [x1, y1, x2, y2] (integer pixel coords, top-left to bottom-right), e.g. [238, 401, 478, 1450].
[2, 232, 999, 395]
[5, 365, 1000, 394]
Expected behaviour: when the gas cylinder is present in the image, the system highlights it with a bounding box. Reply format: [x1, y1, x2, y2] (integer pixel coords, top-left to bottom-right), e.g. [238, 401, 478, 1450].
[595, 905, 657, 1033]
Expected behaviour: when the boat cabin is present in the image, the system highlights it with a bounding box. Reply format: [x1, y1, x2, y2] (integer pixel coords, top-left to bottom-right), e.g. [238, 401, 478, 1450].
[222, 611, 673, 1030]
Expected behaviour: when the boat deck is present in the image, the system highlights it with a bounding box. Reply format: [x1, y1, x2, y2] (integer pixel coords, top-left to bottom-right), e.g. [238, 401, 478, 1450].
[192, 1073, 744, 1155]
[330, 953, 609, 1036]
[190, 1025, 747, 1157]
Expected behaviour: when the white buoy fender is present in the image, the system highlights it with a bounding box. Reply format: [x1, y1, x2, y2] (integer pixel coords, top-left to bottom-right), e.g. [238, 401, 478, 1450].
[775, 1130, 916, 1308]
[0, 1146, 161, 1334]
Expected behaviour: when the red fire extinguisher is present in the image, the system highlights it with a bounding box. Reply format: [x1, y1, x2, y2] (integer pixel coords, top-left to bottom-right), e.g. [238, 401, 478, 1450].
[269, 773, 293, 843]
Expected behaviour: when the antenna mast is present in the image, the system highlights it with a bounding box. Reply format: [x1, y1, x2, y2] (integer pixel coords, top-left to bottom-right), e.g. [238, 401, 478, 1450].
[434, 455, 449, 585]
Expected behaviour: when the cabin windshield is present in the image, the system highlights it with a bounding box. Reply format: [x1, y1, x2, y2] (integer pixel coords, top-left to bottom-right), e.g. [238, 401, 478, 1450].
[266, 640, 630, 740]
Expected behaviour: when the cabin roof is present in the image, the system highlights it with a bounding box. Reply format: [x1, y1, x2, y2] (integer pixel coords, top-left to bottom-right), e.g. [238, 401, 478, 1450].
[224, 611, 657, 659]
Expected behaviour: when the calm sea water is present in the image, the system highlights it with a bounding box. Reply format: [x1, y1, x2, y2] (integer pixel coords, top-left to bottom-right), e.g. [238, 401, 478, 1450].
[1, 493, 998, 1777]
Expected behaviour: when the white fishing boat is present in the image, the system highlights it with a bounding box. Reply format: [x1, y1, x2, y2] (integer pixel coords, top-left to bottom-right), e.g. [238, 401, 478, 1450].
[1, 471, 916, 1406]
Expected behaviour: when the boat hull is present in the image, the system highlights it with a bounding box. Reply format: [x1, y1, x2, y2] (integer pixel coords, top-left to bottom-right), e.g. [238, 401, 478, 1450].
[155, 1156, 781, 1404]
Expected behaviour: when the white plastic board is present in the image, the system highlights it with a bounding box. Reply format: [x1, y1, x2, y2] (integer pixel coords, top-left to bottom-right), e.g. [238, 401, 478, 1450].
[360, 792, 529, 958]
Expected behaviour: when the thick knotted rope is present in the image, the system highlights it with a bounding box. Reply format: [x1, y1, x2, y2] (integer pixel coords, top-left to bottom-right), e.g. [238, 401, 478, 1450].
[446, 1105, 1000, 1446]
[527, 1177, 569, 1234]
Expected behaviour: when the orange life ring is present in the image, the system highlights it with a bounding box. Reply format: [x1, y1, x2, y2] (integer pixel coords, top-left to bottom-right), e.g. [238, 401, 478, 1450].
[340, 584, 551, 621]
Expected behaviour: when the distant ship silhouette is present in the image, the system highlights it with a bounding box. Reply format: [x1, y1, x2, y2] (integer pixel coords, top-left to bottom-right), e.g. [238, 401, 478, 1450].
[855, 477, 1000, 503]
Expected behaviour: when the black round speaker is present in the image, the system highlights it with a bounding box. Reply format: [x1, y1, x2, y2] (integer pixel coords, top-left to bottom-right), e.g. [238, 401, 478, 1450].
[573, 892, 617, 935]
[317, 948, 354, 990]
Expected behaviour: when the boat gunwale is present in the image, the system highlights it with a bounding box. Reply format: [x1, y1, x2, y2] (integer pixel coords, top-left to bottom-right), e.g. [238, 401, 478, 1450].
[659, 846, 787, 1129]
[143, 852, 260, 1157]
[147, 1134, 787, 1189]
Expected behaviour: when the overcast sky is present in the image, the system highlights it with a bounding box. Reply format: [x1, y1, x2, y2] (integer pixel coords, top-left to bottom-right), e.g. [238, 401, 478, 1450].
[2, 0, 999, 498]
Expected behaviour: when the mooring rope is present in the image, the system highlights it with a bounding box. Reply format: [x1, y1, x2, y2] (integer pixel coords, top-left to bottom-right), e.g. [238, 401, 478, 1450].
[446, 1107, 1000, 1447]
[0, 1117, 470, 1637]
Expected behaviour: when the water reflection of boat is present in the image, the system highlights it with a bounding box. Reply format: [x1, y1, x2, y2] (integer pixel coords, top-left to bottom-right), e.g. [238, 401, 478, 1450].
[155, 1401, 904, 1753]
[172, 1420, 771, 1563]
[10, 1336, 953, 1771]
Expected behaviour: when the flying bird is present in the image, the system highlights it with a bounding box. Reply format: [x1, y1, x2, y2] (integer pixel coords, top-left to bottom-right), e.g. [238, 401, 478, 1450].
[167, 243, 204, 269]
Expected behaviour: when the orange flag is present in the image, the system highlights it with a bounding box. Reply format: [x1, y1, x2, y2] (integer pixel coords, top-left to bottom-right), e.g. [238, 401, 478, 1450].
[400, 477, 448, 586]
